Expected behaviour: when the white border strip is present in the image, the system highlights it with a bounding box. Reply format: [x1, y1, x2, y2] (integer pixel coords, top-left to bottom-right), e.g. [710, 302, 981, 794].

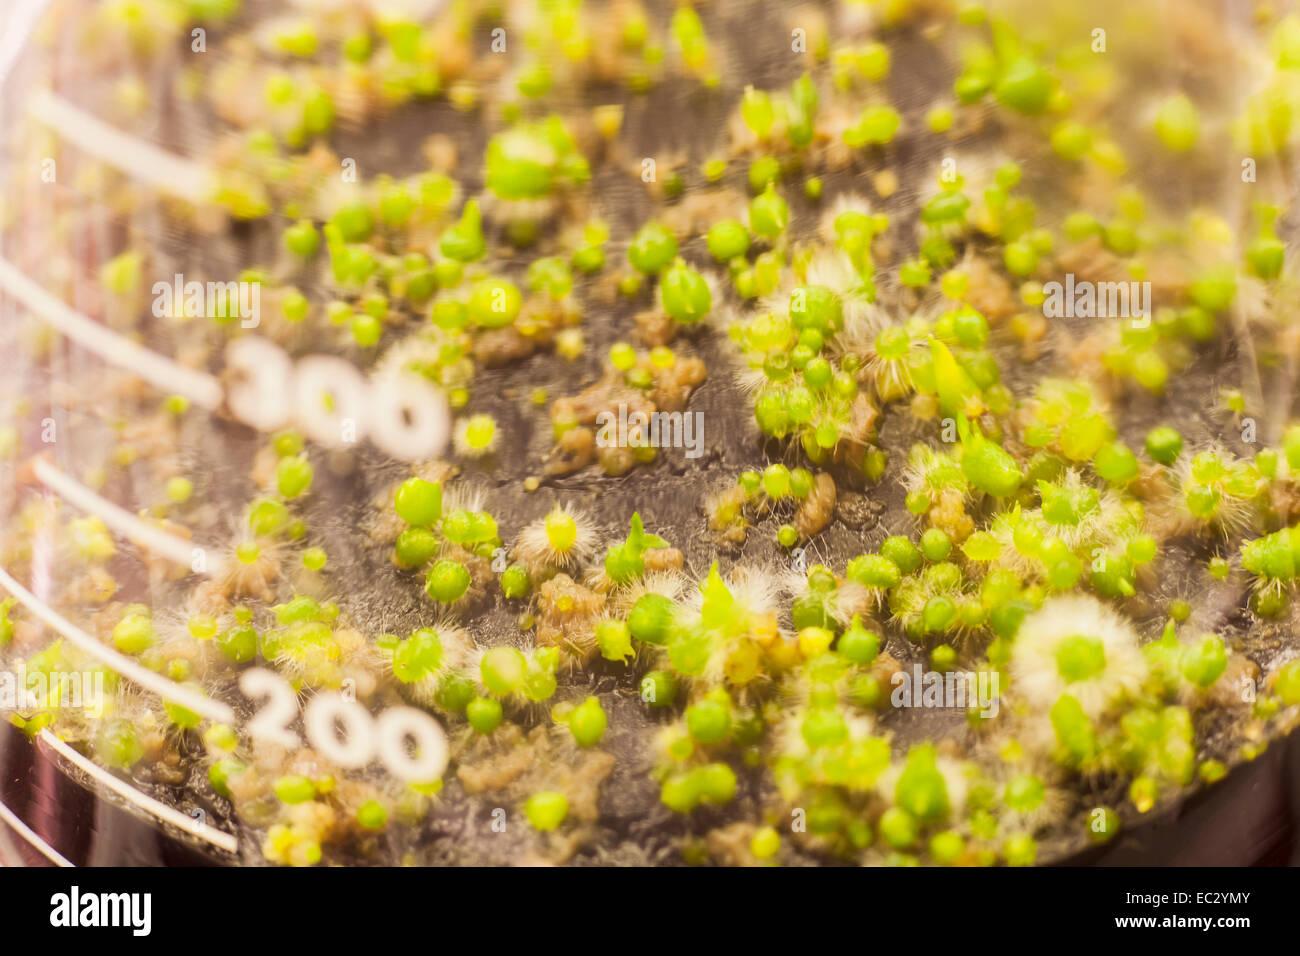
[37, 729, 237, 855]
[0, 796, 74, 867]
[0, 565, 235, 724]
[26, 88, 211, 202]
[33, 458, 225, 577]
[0, 255, 225, 409]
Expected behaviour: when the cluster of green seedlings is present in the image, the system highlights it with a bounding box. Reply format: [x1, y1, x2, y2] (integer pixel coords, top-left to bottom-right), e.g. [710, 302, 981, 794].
[128, 593, 358, 695]
[625, 219, 718, 323]
[387, 500, 673, 740]
[391, 474, 500, 604]
[94, 0, 786, 406]
[11, 413, 1300, 865]
[707, 464, 836, 547]
[19, 0, 1300, 867]
[209, 431, 330, 601]
[286, 137, 592, 393]
[681, 0, 1300, 863]
[542, 543, 1300, 864]
[95, 0, 1284, 472]
[544, 339, 707, 478]
[18, 374, 1294, 866]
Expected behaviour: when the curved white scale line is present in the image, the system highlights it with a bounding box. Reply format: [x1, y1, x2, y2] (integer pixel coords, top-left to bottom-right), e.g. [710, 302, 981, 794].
[26, 88, 212, 203]
[32, 458, 226, 578]
[0, 0, 53, 87]
[0, 797, 74, 867]
[0, 566, 235, 725]
[37, 730, 238, 855]
[0, 255, 225, 409]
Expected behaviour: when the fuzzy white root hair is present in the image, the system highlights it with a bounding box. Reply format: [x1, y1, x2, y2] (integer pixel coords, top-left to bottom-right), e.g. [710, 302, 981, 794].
[1009, 595, 1147, 721]
[513, 503, 598, 576]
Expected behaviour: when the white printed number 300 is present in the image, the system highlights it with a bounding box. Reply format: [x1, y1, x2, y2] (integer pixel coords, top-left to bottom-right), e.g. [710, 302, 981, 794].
[239, 668, 448, 783]
[226, 337, 449, 461]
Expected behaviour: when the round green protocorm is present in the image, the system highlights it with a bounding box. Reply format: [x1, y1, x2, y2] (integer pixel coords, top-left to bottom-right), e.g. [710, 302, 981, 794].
[749, 184, 789, 238]
[501, 564, 531, 599]
[568, 696, 608, 747]
[706, 220, 750, 261]
[394, 477, 442, 526]
[628, 221, 678, 274]
[395, 527, 439, 568]
[524, 790, 569, 831]
[426, 560, 471, 603]
[1145, 426, 1183, 465]
[276, 454, 313, 499]
[686, 697, 730, 744]
[112, 613, 154, 655]
[480, 647, 527, 695]
[466, 696, 503, 733]
[628, 593, 677, 645]
[357, 800, 388, 830]
[659, 260, 712, 324]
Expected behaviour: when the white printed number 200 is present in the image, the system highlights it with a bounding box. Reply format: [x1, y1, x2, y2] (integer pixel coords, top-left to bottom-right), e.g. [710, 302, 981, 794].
[239, 668, 448, 783]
